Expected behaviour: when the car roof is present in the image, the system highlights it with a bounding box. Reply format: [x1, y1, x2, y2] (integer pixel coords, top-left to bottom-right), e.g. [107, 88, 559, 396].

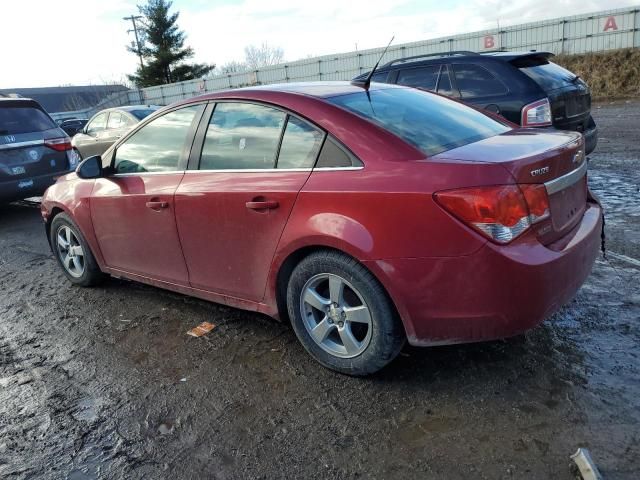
[117, 105, 161, 111]
[355, 50, 555, 76]
[196, 81, 403, 101]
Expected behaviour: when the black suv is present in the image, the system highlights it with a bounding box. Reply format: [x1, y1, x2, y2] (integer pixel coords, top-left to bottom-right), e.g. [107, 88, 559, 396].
[353, 50, 597, 154]
[0, 98, 81, 203]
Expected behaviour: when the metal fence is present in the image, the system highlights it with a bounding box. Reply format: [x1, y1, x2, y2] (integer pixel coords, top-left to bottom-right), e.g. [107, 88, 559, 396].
[85, 5, 639, 115]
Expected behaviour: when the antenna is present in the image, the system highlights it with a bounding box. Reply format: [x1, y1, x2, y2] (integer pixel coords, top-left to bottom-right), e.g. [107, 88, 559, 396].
[351, 36, 395, 90]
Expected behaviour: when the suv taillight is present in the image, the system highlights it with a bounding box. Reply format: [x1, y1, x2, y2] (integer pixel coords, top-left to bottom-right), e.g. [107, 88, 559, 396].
[434, 184, 550, 244]
[521, 98, 552, 127]
[44, 137, 72, 151]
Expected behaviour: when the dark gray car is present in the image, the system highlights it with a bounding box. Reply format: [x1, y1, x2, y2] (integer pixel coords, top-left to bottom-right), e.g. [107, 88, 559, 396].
[0, 98, 79, 203]
[72, 105, 160, 159]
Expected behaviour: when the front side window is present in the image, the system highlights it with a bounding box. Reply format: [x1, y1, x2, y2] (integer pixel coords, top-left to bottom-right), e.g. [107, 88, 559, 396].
[87, 112, 107, 134]
[114, 105, 200, 174]
[277, 117, 324, 169]
[397, 65, 441, 90]
[453, 64, 507, 98]
[200, 102, 286, 170]
[327, 87, 510, 156]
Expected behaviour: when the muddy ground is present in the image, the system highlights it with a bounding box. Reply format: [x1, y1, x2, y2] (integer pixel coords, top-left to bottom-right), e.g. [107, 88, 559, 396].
[1, 101, 639, 480]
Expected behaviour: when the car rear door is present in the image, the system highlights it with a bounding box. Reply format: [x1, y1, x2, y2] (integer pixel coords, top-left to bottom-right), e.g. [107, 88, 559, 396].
[175, 101, 324, 302]
[90, 104, 204, 285]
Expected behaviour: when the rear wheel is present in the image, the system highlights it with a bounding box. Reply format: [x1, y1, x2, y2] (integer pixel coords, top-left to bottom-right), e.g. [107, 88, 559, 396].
[50, 213, 103, 287]
[287, 251, 405, 375]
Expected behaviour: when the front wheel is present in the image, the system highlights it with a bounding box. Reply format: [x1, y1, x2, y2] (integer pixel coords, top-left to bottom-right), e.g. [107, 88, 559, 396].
[50, 213, 104, 287]
[287, 251, 405, 375]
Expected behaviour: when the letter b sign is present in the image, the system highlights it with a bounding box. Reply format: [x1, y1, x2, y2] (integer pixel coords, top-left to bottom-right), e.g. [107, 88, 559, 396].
[484, 35, 495, 49]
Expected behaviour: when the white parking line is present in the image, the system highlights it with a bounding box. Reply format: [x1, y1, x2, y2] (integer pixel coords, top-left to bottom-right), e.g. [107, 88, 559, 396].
[607, 251, 640, 268]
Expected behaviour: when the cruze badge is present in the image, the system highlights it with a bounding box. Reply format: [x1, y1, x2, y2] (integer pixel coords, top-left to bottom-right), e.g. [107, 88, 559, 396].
[530, 166, 550, 177]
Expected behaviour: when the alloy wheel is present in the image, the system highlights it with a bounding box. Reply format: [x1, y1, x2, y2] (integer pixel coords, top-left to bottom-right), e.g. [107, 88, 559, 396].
[300, 273, 373, 358]
[55, 225, 85, 278]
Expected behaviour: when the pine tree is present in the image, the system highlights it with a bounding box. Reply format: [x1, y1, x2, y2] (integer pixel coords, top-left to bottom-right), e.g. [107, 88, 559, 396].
[128, 0, 214, 87]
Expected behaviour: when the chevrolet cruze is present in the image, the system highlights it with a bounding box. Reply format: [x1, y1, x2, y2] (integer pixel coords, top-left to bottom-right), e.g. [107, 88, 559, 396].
[41, 82, 603, 375]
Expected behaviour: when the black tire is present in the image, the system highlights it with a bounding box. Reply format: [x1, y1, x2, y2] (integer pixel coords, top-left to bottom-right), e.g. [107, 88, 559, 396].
[50, 213, 104, 287]
[287, 250, 405, 376]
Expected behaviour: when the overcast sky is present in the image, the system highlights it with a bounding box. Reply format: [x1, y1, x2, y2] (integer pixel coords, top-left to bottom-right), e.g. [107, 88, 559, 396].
[1, 0, 637, 88]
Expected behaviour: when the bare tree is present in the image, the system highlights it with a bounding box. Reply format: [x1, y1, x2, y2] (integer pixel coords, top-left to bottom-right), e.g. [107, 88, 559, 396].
[219, 60, 248, 75]
[244, 43, 284, 70]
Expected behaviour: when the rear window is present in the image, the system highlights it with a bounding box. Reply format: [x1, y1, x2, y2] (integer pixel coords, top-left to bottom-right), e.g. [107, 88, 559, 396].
[130, 109, 157, 120]
[327, 87, 510, 156]
[512, 58, 577, 91]
[0, 104, 56, 134]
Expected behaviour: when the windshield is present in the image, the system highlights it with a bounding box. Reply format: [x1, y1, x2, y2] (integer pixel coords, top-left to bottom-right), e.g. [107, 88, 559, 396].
[130, 108, 158, 120]
[327, 87, 510, 156]
[0, 105, 57, 135]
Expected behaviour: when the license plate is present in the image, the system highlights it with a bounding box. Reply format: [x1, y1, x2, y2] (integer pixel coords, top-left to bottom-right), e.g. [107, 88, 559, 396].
[18, 179, 34, 189]
[11, 166, 26, 175]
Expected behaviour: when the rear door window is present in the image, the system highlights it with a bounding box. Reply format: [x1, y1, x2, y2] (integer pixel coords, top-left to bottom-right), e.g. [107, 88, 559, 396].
[453, 64, 507, 98]
[200, 102, 286, 170]
[397, 66, 441, 90]
[277, 117, 324, 169]
[316, 137, 362, 168]
[0, 105, 56, 134]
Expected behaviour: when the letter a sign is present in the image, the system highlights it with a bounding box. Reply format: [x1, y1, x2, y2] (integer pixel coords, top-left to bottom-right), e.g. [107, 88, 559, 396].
[603, 16, 618, 32]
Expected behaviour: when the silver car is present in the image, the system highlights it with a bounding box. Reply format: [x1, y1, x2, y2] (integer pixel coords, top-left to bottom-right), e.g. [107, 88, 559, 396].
[72, 105, 160, 159]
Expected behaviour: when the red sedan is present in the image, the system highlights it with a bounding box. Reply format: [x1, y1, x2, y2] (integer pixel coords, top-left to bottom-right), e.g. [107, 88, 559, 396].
[41, 82, 603, 375]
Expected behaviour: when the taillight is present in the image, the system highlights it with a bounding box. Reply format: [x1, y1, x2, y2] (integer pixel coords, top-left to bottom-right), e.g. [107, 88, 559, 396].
[521, 98, 552, 127]
[44, 137, 72, 151]
[434, 184, 550, 244]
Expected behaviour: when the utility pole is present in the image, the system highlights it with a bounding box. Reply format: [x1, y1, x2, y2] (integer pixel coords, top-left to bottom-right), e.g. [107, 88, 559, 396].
[123, 15, 144, 70]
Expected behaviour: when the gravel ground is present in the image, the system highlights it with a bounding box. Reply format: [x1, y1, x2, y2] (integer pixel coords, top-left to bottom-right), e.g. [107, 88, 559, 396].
[0, 100, 639, 480]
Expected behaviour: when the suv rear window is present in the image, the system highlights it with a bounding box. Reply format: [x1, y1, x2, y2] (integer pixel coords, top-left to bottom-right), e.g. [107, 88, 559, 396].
[0, 104, 56, 134]
[327, 87, 510, 156]
[511, 57, 577, 91]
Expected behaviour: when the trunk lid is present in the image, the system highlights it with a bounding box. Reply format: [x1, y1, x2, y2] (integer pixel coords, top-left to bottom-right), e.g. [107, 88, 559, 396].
[433, 129, 588, 244]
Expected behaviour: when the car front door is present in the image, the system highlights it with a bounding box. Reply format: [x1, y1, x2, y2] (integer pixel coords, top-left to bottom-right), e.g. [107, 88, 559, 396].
[75, 112, 108, 158]
[175, 102, 325, 302]
[90, 104, 204, 285]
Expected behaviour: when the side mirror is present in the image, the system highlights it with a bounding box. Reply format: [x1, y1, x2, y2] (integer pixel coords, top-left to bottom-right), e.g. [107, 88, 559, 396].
[76, 155, 103, 179]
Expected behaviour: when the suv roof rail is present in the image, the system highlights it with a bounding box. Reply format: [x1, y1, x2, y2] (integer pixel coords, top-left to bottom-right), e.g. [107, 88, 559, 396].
[383, 50, 480, 67]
